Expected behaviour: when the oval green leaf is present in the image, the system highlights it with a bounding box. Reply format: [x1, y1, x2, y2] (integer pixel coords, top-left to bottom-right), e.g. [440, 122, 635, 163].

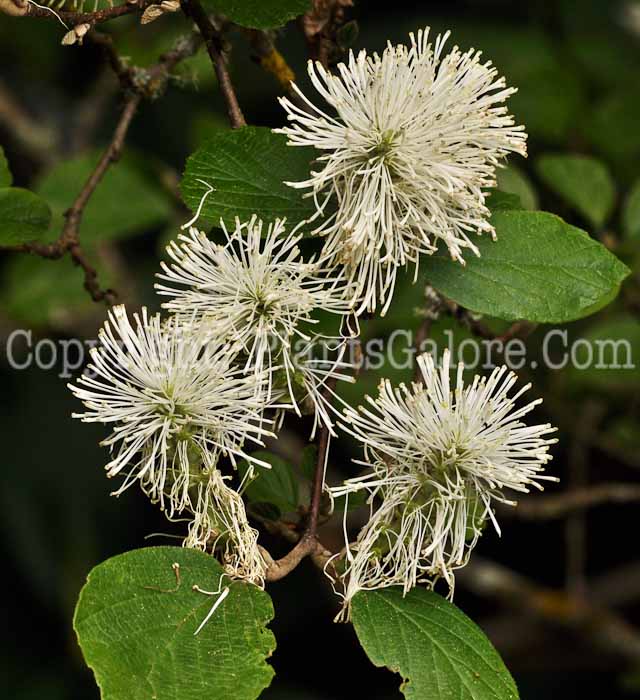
[181, 126, 316, 230]
[351, 587, 518, 700]
[422, 210, 630, 323]
[74, 546, 275, 700]
[201, 0, 310, 29]
[581, 92, 640, 168]
[0, 187, 51, 245]
[566, 314, 640, 391]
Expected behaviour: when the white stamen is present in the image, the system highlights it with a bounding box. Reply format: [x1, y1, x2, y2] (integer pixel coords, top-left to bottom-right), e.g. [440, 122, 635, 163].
[27, 0, 69, 29]
[181, 179, 216, 230]
[193, 586, 230, 636]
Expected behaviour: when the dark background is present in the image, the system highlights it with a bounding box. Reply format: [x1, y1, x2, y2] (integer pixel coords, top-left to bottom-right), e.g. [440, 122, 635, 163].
[2, 0, 640, 698]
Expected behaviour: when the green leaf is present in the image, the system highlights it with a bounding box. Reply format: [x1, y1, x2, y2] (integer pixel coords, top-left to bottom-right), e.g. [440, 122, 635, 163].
[351, 587, 518, 700]
[181, 127, 316, 230]
[36, 151, 171, 243]
[0, 187, 52, 245]
[74, 546, 275, 700]
[535, 154, 615, 228]
[0, 146, 13, 187]
[422, 211, 630, 323]
[201, 0, 310, 29]
[496, 165, 538, 211]
[623, 179, 640, 240]
[239, 451, 299, 515]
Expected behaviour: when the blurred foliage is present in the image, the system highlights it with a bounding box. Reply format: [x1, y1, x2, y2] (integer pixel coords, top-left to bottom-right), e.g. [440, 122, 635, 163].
[496, 165, 539, 211]
[2, 253, 115, 328]
[623, 178, 640, 239]
[535, 154, 616, 229]
[35, 150, 172, 243]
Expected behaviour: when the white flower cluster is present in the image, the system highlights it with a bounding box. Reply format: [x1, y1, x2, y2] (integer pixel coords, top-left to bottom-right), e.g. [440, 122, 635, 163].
[70, 217, 352, 586]
[70, 26, 556, 602]
[330, 350, 557, 616]
[277, 28, 526, 314]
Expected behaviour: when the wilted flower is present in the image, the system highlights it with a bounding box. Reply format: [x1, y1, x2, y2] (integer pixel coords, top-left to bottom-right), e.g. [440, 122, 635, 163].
[276, 28, 527, 314]
[186, 457, 266, 586]
[330, 350, 556, 616]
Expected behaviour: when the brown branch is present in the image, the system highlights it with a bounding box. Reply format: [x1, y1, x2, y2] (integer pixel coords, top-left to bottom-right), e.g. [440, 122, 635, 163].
[256, 515, 333, 582]
[439, 295, 537, 342]
[458, 556, 640, 666]
[3, 94, 140, 304]
[68, 95, 140, 236]
[308, 419, 331, 534]
[88, 30, 133, 87]
[496, 320, 538, 343]
[0, 78, 58, 163]
[264, 535, 323, 582]
[510, 482, 640, 520]
[0, 0, 28, 17]
[565, 400, 603, 597]
[180, 0, 246, 128]
[265, 389, 336, 582]
[1, 30, 202, 304]
[67, 95, 141, 302]
[20, 0, 152, 25]
[243, 28, 315, 115]
[416, 289, 537, 346]
[301, 0, 353, 68]
[264, 316, 359, 582]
